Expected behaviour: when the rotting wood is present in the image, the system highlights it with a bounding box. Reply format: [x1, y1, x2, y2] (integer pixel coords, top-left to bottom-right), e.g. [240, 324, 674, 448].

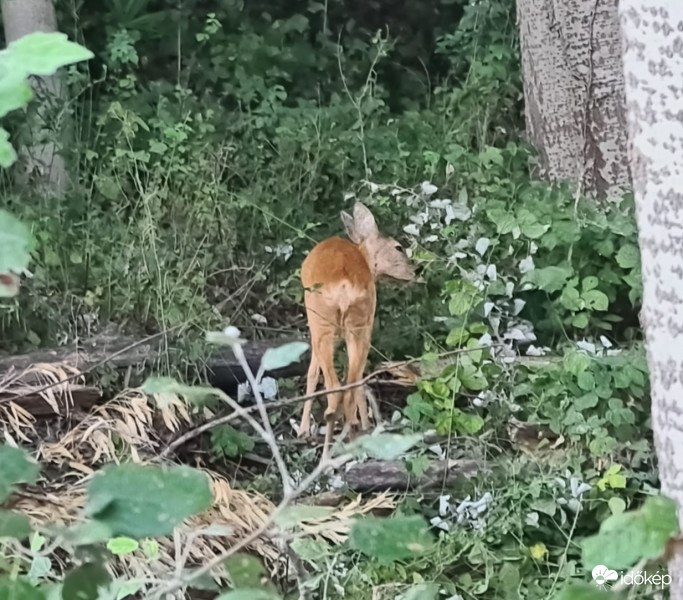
[341, 458, 484, 492]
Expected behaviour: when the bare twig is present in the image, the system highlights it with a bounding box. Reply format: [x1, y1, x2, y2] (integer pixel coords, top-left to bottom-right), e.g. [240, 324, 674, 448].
[160, 344, 499, 457]
[154, 452, 353, 598]
[230, 340, 293, 495]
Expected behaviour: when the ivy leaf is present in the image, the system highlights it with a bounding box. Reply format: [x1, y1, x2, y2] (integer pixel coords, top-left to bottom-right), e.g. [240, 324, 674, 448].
[522, 265, 573, 293]
[615, 243, 641, 269]
[349, 515, 434, 561]
[85, 464, 213, 538]
[0, 445, 40, 503]
[582, 289, 609, 311]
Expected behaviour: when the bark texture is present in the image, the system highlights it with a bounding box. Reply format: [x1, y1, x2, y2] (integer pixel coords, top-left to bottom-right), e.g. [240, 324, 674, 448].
[1, 0, 69, 195]
[620, 1, 683, 595]
[517, 0, 631, 200]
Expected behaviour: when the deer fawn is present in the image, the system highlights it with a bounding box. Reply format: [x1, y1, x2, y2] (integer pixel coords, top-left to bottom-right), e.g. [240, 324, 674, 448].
[299, 202, 417, 459]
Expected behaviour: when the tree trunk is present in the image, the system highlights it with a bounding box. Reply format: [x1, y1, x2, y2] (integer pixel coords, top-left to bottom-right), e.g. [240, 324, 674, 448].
[1, 0, 69, 196]
[620, 1, 683, 596]
[517, 0, 631, 201]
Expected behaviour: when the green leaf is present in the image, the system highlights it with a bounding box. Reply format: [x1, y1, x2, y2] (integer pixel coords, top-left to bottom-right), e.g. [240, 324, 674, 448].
[398, 584, 439, 600]
[615, 243, 641, 269]
[552, 582, 617, 600]
[0, 445, 40, 503]
[211, 425, 254, 458]
[582, 289, 609, 311]
[273, 506, 334, 530]
[342, 433, 422, 460]
[107, 537, 139, 555]
[142, 376, 216, 405]
[0, 210, 36, 297]
[608, 497, 626, 515]
[62, 563, 111, 600]
[577, 371, 595, 391]
[290, 538, 330, 561]
[0, 509, 31, 539]
[0, 78, 31, 119]
[582, 276, 599, 291]
[459, 368, 488, 391]
[85, 464, 213, 538]
[0, 578, 44, 600]
[522, 265, 573, 293]
[260, 341, 309, 372]
[215, 591, 280, 600]
[0, 128, 17, 167]
[487, 208, 516, 234]
[349, 515, 434, 561]
[581, 495, 678, 571]
[224, 554, 267, 589]
[5, 32, 93, 77]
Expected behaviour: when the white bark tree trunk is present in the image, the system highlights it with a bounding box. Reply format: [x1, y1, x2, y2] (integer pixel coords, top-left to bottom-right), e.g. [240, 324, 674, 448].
[620, 1, 683, 595]
[517, 0, 631, 201]
[1, 0, 69, 196]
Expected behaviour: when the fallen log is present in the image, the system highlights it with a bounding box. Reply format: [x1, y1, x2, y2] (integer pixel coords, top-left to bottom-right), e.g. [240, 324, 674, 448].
[0, 330, 310, 390]
[341, 458, 485, 492]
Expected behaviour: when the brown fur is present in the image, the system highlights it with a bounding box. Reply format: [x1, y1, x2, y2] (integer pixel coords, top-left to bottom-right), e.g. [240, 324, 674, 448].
[299, 202, 417, 460]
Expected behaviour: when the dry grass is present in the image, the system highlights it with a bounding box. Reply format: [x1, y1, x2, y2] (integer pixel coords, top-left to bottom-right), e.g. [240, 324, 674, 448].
[1, 368, 398, 594]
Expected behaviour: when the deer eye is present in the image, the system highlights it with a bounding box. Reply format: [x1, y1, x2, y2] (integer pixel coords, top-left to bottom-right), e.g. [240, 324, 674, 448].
[395, 244, 405, 253]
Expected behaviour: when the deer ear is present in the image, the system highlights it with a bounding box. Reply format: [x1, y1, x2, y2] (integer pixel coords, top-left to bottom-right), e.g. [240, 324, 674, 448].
[341, 209, 361, 243]
[350, 202, 379, 241]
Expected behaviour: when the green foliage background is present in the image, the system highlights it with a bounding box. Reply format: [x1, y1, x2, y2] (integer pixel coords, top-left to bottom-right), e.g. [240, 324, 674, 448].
[0, 0, 663, 599]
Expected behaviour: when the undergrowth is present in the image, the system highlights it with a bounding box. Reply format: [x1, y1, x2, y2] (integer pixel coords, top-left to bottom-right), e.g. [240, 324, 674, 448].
[0, 0, 661, 599]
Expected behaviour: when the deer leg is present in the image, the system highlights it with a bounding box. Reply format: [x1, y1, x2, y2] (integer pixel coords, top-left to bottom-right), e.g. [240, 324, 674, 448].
[298, 350, 320, 438]
[312, 330, 341, 461]
[343, 323, 372, 437]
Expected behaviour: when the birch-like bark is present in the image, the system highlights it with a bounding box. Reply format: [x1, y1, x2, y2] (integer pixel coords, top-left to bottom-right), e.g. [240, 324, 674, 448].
[517, 0, 631, 201]
[1, 0, 70, 196]
[620, 1, 683, 595]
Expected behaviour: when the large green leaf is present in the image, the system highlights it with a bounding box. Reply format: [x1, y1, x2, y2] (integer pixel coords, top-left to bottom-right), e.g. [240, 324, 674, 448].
[582, 495, 678, 571]
[349, 515, 434, 561]
[61, 563, 111, 600]
[0, 210, 35, 297]
[85, 464, 213, 538]
[0, 445, 40, 503]
[5, 32, 93, 77]
[0, 577, 45, 600]
[0, 509, 31, 540]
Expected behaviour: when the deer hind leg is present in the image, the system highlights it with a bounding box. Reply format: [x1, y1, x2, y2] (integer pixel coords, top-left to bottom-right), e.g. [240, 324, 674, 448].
[298, 350, 320, 438]
[343, 322, 373, 438]
[311, 329, 342, 461]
